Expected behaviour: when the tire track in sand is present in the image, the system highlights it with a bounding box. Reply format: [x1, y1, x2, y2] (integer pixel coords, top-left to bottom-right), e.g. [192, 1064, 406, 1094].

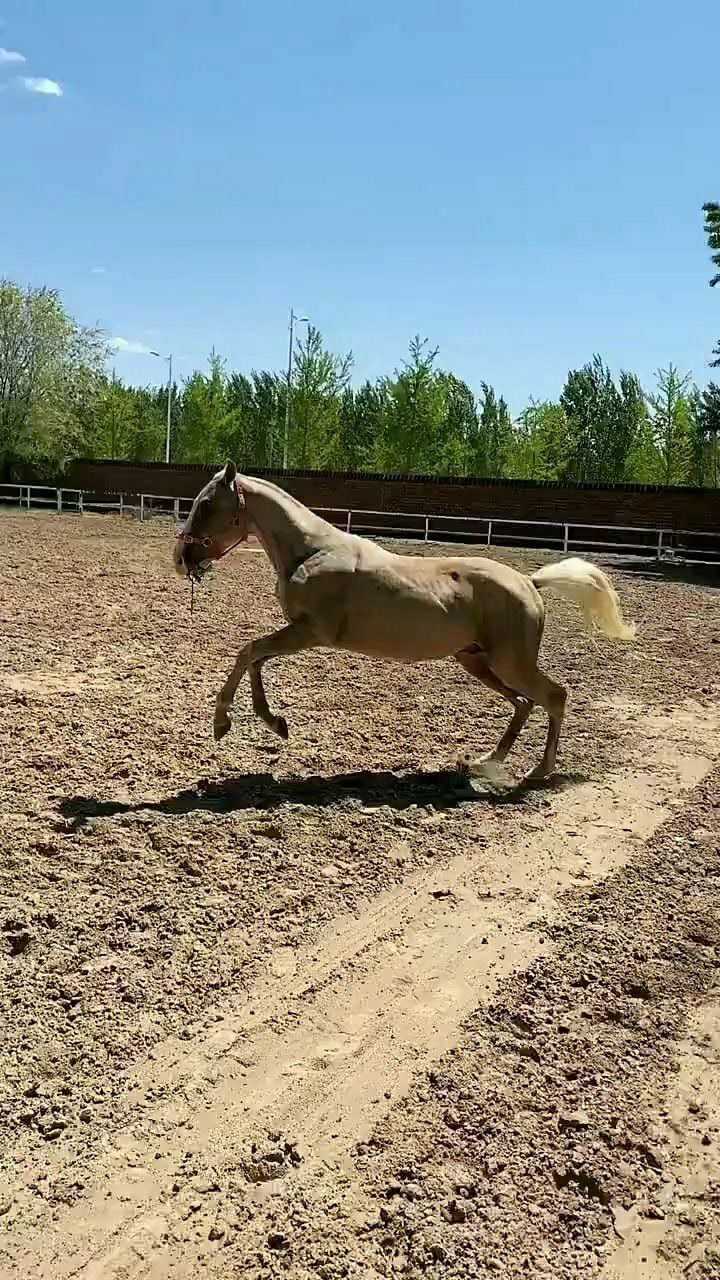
[3, 701, 719, 1280]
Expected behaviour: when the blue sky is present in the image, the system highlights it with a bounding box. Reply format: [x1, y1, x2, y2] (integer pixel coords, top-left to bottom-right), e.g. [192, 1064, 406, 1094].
[2, 0, 718, 412]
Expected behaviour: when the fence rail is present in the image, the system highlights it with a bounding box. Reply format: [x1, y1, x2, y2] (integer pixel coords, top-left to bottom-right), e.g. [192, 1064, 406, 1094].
[2, 483, 719, 563]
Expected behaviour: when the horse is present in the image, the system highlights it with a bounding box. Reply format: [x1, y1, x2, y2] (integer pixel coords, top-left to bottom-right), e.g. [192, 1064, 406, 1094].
[173, 462, 635, 784]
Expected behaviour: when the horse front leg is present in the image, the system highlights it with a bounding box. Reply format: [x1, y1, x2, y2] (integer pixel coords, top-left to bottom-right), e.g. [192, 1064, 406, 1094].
[213, 621, 315, 741]
[249, 659, 288, 740]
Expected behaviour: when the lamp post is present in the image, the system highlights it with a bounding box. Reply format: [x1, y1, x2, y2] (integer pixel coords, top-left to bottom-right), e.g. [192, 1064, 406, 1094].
[110, 366, 117, 458]
[150, 351, 173, 464]
[283, 309, 309, 471]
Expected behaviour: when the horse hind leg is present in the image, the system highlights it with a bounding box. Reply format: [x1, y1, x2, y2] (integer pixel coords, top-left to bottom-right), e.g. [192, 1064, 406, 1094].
[489, 653, 567, 782]
[490, 697, 534, 763]
[525, 671, 567, 781]
[455, 648, 534, 781]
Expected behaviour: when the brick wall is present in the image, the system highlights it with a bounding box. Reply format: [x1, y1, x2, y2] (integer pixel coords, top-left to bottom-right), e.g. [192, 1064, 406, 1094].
[65, 459, 720, 533]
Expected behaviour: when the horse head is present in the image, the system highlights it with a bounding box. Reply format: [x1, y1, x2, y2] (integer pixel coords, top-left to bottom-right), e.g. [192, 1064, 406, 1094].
[173, 461, 248, 581]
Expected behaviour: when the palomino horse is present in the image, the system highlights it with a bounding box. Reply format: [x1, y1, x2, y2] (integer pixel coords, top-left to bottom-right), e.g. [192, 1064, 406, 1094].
[174, 463, 635, 783]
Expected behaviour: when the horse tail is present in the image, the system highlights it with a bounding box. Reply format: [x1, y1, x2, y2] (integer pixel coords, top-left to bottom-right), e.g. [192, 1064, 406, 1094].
[530, 558, 636, 641]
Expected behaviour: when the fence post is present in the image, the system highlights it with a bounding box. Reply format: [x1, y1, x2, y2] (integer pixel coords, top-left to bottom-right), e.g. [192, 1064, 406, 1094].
[140, 494, 145, 522]
[119, 493, 124, 516]
[57, 489, 62, 514]
[174, 498, 180, 521]
[424, 515, 429, 542]
[346, 510, 352, 533]
[26, 485, 31, 511]
[563, 523, 569, 553]
[487, 520, 493, 547]
[78, 490, 84, 514]
[657, 529, 663, 560]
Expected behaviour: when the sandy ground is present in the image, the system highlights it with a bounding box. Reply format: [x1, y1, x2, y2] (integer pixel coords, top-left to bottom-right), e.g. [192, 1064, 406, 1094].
[1, 512, 720, 1279]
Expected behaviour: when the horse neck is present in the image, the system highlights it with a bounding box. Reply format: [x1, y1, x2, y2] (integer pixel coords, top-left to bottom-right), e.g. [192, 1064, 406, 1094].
[240, 477, 320, 578]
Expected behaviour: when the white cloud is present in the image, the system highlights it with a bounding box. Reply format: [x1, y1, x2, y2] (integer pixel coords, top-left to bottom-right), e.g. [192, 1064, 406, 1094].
[91, 266, 107, 275]
[111, 337, 156, 356]
[21, 76, 63, 96]
[0, 46, 25, 63]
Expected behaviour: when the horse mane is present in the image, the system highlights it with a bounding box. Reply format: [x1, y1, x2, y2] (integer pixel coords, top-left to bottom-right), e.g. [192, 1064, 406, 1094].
[237, 472, 311, 513]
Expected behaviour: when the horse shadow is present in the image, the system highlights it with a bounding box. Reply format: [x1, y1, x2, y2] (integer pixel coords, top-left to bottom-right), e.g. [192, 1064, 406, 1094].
[59, 766, 588, 830]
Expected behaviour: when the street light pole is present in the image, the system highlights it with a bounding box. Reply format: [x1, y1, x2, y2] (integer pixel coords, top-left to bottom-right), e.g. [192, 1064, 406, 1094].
[283, 308, 309, 471]
[151, 351, 173, 463]
[110, 366, 117, 458]
[165, 353, 173, 464]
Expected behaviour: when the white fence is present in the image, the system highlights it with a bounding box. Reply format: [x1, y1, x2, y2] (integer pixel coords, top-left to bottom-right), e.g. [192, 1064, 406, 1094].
[312, 508, 720, 563]
[1, 482, 719, 563]
[0, 483, 194, 521]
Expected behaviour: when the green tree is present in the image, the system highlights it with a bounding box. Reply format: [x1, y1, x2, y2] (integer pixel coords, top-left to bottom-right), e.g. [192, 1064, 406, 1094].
[0, 279, 107, 476]
[289, 326, 353, 468]
[695, 382, 720, 486]
[686, 389, 706, 487]
[510, 401, 570, 480]
[561, 355, 643, 483]
[469, 383, 513, 477]
[176, 351, 236, 464]
[647, 365, 693, 486]
[326, 381, 387, 471]
[81, 376, 168, 462]
[704, 202, 720, 367]
[127, 386, 167, 460]
[617, 372, 648, 479]
[437, 373, 478, 475]
[505, 411, 534, 480]
[84, 373, 130, 458]
[378, 337, 447, 473]
[704, 201, 720, 287]
[222, 370, 284, 468]
[624, 412, 661, 484]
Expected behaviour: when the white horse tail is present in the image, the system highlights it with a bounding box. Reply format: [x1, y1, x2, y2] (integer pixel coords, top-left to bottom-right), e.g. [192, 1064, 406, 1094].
[530, 557, 636, 641]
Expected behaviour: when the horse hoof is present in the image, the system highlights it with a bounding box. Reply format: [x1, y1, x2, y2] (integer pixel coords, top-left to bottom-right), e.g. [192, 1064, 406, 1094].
[214, 716, 232, 742]
[274, 716, 289, 741]
[467, 758, 515, 789]
[523, 765, 553, 786]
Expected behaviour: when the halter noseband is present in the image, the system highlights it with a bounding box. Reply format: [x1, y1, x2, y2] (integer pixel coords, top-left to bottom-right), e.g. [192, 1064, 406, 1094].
[176, 532, 212, 549]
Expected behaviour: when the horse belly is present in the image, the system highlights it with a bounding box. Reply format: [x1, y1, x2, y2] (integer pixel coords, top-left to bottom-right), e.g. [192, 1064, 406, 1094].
[338, 592, 473, 662]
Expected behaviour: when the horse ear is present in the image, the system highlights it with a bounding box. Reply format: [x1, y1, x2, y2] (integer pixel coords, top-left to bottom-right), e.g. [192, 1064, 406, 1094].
[223, 460, 237, 485]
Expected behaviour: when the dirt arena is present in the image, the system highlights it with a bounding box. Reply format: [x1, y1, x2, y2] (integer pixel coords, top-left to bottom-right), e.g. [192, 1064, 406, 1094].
[1, 511, 720, 1280]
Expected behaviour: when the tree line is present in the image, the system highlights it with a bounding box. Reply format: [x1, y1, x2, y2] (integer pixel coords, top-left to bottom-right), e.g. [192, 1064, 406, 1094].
[2, 204, 718, 488]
